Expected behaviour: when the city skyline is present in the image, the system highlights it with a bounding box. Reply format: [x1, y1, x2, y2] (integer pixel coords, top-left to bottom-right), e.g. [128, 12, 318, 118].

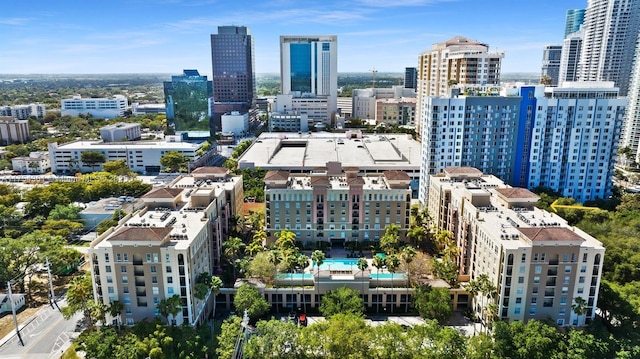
[1, 0, 585, 75]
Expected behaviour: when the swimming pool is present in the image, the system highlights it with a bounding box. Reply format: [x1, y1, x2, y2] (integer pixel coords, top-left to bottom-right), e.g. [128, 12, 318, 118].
[370, 273, 407, 280]
[318, 258, 358, 270]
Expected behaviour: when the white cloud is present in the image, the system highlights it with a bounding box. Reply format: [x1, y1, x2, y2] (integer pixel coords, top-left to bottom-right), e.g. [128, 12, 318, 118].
[0, 17, 31, 26]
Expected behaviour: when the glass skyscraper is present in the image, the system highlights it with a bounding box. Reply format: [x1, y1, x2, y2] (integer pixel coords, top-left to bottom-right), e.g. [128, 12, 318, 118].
[280, 35, 338, 117]
[564, 9, 585, 38]
[210, 26, 255, 108]
[163, 70, 214, 136]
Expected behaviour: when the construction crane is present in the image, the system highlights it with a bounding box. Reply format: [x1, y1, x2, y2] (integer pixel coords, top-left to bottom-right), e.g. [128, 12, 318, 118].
[370, 68, 378, 89]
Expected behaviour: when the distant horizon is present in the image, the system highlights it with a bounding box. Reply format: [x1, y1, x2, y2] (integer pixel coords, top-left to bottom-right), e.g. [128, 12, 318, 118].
[0, 71, 540, 77]
[1, 0, 585, 74]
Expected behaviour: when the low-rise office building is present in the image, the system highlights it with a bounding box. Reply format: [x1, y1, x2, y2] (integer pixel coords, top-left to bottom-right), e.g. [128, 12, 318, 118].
[61, 95, 127, 119]
[48, 137, 213, 174]
[99, 123, 142, 142]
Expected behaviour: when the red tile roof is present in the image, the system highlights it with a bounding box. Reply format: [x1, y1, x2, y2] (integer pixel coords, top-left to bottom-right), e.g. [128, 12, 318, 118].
[108, 227, 172, 242]
[517, 227, 585, 242]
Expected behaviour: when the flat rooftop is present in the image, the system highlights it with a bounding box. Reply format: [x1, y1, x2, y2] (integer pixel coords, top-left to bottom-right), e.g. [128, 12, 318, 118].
[52, 139, 202, 150]
[238, 132, 421, 173]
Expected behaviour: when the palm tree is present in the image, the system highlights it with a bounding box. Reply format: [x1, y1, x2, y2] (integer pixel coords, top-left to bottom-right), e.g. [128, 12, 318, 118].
[400, 246, 416, 312]
[385, 254, 400, 313]
[484, 302, 498, 331]
[372, 255, 386, 313]
[223, 236, 245, 281]
[157, 294, 182, 325]
[269, 249, 283, 312]
[311, 250, 325, 310]
[210, 275, 223, 318]
[108, 300, 124, 327]
[571, 296, 588, 325]
[356, 257, 369, 303]
[472, 274, 497, 334]
[466, 279, 482, 334]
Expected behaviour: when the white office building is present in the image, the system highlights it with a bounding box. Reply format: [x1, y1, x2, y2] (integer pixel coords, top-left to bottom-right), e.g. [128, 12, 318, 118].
[99, 123, 142, 142]
[48, 138, 211, 174]
[61, 95, 128, 119]
[221, 111, 249, 137]
[280, 35, 338, 124]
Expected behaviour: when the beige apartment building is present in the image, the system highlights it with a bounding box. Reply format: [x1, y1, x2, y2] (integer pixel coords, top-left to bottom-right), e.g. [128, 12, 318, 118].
[264, 162, 412, 247]
[427, 167, 604, 326]
[416, 36, 503, 134]
[89, 167, 242, 326]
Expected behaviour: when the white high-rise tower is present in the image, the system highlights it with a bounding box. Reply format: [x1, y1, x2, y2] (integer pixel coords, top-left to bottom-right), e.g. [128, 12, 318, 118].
[577, 0, 640, 95]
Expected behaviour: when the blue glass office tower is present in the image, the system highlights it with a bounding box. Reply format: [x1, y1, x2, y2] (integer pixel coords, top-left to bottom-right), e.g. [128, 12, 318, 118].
[164, 70, 214, 137]
[565, 9, 585, 37]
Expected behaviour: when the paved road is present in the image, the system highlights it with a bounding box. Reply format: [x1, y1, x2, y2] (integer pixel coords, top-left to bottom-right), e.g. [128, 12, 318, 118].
[0, 300, 82, 359]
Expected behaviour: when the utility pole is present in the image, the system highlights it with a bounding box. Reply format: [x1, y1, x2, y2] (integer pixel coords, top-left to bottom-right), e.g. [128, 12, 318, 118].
[7, 281, 24, 346]
[370, 68, 378, 89]
[46, 257, 59, 310]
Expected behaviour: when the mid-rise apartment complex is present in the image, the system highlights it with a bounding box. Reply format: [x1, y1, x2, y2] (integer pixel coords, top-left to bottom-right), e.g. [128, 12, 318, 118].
[0, 104, 46, 120]
[416, 36, 503, 134]
[0, 117, 29, 145]
[264, 162, 411, 246]
[61, 95, 127, 119]
[419, 83, 625, 204]
[90, 168, 242, 326]
[427, 167, 605, 326]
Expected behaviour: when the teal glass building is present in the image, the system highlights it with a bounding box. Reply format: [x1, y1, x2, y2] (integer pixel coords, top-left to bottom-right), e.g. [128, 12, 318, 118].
[164, 70, 214, 137]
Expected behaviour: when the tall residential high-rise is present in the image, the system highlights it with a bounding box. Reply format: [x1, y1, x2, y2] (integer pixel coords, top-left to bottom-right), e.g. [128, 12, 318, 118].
[210, 26, 255, 124]
[558, 28, 584, 84]
[404, 67, 417, 90]
[163, 70, 214, 137]
[565, 9, 585, 37]
[620, 34, 640, 161]
[416, 36, 504, 134]
[577, 0, 640, 95]
[418, 83, 626, 205]
[279, 35, 338, 124]
[541, 45, 563, 86]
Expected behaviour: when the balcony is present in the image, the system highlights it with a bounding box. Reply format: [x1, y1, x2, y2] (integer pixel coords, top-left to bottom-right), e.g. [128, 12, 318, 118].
[352, 203, 359, 210]
[352, 218, 359, 224]
[135, 279, 145, 287]
[134, 268, 144, 276]
[317, 203, 324, 210]
[93, 266, 100, 275]
[317, 225, 324, 231]
[546, 278, 556, 286]
[318, 218, 324, 225]
[547, 268, 558, 276]
[136, 289, 146, 297]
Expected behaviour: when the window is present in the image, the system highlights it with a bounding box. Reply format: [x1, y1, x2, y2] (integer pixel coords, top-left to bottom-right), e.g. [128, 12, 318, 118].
[166, 266, 172, 273]
[514, 307, 521, 314]
[167, 277, 173, 284]
[579, 276, 585, 283]
[533, 276, 540, 284]
[106, 276, 113, 283]
[535, 266, 542, 274]
[168, 287, 174, 294]
[108, 286, 114, 294]
[152, 276, 158, 284]
[530, 307, 537, 315]
[151, 266, 157, 273]
[105, 265, 112, 273]
[166, 254, 171, 263]
[146, 254, 151, 262]
[116, 253, 122, 262]
[565, 266, 571, 273]
[122, 276, 128, 284]
[153, 253, 159, 263]
[516, 287, 524, 295]
[560, 297, 567, 305]
[152, 287, 159, 295]
[123, 287, 129, 294]
[516, 297, 522, 304]
[518, 276, 524, 284]
[531, 297, 537, 304]
[120, 266, 127, 273]
[105, 253, 110, 262]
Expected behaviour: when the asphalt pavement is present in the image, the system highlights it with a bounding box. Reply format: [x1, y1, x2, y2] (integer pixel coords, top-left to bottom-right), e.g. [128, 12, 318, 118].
[0, 299, 82, 359]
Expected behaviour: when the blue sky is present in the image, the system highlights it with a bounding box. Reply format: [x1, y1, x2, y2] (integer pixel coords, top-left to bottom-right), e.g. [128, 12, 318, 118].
[0, 0, 585, 75]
